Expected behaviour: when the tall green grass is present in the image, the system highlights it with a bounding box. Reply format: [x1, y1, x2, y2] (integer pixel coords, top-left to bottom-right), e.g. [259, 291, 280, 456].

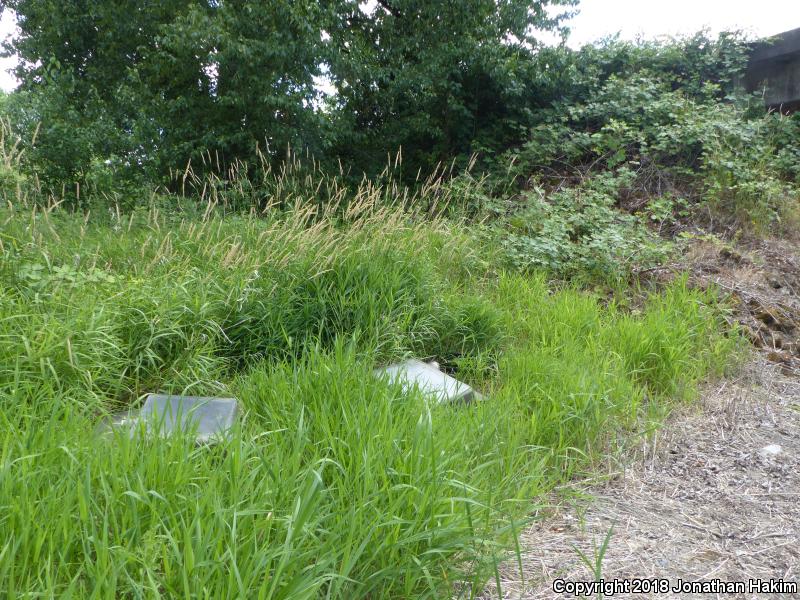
[0, 197, 736, 597]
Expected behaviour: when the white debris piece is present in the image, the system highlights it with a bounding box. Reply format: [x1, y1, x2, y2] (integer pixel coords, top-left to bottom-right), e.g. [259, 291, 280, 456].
[759, 444, 783, 457]
[375, 359, 482, 404]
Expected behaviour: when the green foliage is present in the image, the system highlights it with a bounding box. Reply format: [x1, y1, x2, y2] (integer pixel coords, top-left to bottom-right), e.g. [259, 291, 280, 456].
[2, 0, 578, 187]
[325, 0, 577, 177]
[2, 0, 330, 192]
[699, 110, 798, 232]
[0, 17, 777, 595]
[526, 30, 750, 113]
[498, 171, 671, 281]
[146, 1, 329, 172]
[506, 73, 731, 175]
[768, 113, 800, 183]
[3, 4, 797, 241]
[491, 36, 800, 236]
[0, 199, 736, 596]
[1, 0, 196, 193]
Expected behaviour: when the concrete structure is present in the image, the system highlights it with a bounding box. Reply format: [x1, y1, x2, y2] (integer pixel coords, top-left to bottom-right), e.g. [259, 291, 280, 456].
[99, 394, 239, 443]
[375, 359, 482, 404]
[745, 27, 800, 112]
[139, 394, 239, 443]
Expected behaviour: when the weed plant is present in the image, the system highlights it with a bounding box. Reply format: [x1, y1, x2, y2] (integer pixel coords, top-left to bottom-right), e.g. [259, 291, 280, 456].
[0, 188, 737, 596]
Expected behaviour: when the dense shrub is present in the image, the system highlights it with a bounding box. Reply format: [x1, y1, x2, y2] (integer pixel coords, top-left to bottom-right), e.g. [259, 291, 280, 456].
[498, 171, 670, 280]
[475, 37, 800, 255]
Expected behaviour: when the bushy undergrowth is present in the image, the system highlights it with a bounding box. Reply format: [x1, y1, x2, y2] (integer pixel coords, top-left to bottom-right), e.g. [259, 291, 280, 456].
[458, 95, 800, 279]
[0, 196, 737, 597]
[3, 33, 800, 285]
[494, 68, 800, 237]
[433, 35, 799, 278]
[494, 171, 672, 280]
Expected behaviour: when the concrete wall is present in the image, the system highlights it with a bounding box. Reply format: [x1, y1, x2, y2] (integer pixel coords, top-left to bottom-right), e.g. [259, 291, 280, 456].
[745, 27, 800, 112]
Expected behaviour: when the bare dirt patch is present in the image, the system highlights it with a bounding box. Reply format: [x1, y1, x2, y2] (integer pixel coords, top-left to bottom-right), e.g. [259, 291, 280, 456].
[687, 238, 800, 374]
[483, 359, 800, 599]
[481, 239, 800, 599]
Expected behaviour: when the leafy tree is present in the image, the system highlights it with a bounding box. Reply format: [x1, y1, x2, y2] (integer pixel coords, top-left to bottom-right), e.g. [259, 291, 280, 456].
[138, 0, 328, 176]
[1, 0, 328, 192]
[2, 0, 580, 192]
[323, 0, 577, 178]
[1, 0, 205, 194]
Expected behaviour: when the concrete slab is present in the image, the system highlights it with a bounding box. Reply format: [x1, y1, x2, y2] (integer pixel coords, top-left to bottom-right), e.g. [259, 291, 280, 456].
[139, 394, 239, 443]
[375, 359, 482, 404]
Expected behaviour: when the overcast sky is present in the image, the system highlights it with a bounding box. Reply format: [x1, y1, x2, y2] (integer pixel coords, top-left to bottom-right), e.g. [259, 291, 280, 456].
[1, 1, 799, 93]
[565, 0, 800, 47]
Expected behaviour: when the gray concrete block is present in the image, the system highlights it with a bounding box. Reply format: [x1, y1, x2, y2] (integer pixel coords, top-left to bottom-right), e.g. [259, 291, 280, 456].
[375, 359, 482, 404]
[139, 394, 239, 443]
[98, 395, 239, 443]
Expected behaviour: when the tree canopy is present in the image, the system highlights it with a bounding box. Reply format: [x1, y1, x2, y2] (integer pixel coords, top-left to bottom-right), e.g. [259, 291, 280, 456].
[0, 0, 576, 190]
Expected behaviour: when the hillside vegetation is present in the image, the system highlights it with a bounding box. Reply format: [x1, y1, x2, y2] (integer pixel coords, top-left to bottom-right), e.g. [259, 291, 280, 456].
[0, 1, 799, 597]
[2, 188, 734, 597]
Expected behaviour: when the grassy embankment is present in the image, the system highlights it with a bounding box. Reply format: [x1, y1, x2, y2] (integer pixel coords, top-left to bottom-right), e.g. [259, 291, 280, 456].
[0, 182, 736, 597]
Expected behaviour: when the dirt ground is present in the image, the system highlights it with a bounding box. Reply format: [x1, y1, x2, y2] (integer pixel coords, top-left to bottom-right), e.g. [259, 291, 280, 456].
[481, 238, 800, 599]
